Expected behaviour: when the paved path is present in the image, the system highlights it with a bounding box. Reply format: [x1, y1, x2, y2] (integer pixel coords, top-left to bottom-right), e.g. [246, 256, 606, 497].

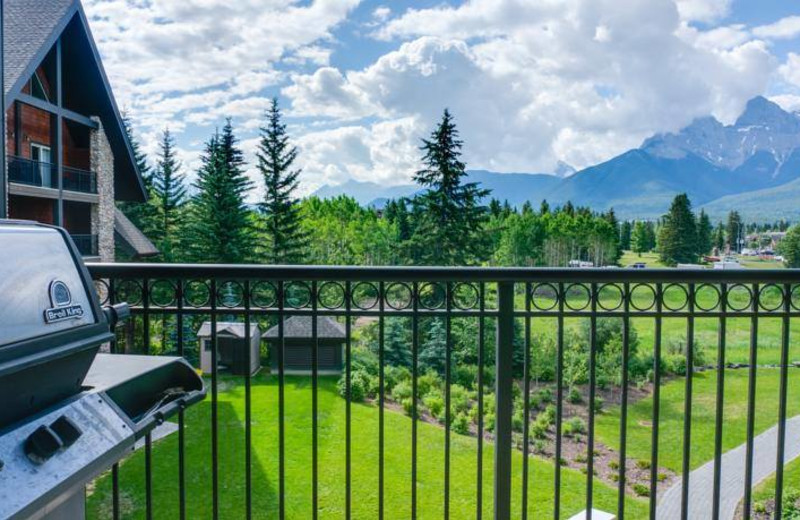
[656, 415, 800, 520]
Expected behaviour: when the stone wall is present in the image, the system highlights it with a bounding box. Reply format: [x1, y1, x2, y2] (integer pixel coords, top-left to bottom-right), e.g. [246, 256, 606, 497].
[90, 117, 115, 262]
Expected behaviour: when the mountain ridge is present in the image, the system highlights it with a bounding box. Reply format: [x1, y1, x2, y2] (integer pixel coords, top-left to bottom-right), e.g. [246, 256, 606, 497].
[312, 96, 800, 221]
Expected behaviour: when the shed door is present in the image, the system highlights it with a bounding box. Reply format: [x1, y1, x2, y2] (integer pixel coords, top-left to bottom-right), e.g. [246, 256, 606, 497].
[285, 346, 312, 369]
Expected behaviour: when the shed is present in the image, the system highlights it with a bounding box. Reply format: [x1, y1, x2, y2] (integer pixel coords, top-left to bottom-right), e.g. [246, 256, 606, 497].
[265, 316, 346, 374]
[197, 322, 261, 376]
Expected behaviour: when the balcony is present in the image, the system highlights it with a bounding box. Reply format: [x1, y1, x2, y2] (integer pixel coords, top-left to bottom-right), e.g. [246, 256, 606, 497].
[84, 264, 800, 520]
[7, 156, 97, 194]
[71, 233, 98, 257]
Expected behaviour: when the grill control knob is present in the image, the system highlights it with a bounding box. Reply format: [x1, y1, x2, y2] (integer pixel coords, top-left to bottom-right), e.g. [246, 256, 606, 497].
[24, 426, 63, 464]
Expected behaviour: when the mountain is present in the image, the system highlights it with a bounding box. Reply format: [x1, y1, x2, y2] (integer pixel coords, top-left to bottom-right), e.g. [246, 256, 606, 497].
[311, 170, 561, 208]
[701, 175, 800, 222]
[541, 96, 800, 218]
[312, 97, 800, 221]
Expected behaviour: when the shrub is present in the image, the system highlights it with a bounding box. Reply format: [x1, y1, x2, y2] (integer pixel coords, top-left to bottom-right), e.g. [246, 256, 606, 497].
[531, 417, 549, 439]
[512, 408, 525, 433]
[633, 483, 650, 497]
[657, 472, 668, 482]
[401, 397, 416, 418]
[450, 384, 473, 414]
[609, 460, 619, 470]
[574, 453, 587, 463]
[563, 417, 587, 437]
[593, 396, 604, 413]
[338, 369, 373, 401]
[423, 395, 445, 420]
[452, 413, 470, 435]
[417, 372, 441, 398]
[537, 387, 553, 404]
[635, 459, 651, 470]
[532, 439, 547, 454]
[384, 365, 411, 393]
[392, 380, 413, 402]
[568, 387, 582, 404]
[453, 364, 478, 390]
[610, 473, 619, 482]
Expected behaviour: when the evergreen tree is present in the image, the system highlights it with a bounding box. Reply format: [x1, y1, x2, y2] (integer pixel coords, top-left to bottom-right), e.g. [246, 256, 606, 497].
[726, 211, 743, 253]
[713, 223, 726, 252]
[658, 194, 698, 265]
[419, 318, 447, 375]
[382, 318, 412, 368]
[488, 199, 502, 218]
[407, 110, 490, 265]
[631, 221, 650, 256]
[257, 98, 308, 264]
[603, 208, 622, 263]
[620, 221, 632, 251]
[778, 225, 800, 268]
[118, 114, 158, 239]
[540, 199, 550, 215]
[151, 129, 187, 261]
[696, 209, 712, 257]
[186, 123, 254, 263]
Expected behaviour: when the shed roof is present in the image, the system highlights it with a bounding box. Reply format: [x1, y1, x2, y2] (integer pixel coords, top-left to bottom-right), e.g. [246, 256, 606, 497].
[264, 316, 346, 340]
[197, 322, 260, 339]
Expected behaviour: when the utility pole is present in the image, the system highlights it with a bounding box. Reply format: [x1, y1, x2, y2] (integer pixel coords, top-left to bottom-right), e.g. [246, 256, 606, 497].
[0, 0, 6, 219]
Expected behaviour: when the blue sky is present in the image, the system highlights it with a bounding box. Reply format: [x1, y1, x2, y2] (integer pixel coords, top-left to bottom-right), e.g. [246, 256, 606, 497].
[82, 0, 800, 198]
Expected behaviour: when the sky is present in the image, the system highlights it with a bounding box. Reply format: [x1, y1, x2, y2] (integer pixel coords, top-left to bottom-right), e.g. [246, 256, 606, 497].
[81, 0, 800, 198]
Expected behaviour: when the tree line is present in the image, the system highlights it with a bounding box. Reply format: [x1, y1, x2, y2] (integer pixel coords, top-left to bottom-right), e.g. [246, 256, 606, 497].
[120, 101, 799, 267]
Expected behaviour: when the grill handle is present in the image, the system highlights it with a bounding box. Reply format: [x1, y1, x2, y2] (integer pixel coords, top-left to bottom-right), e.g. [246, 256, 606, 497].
[103, 303, 130, 328]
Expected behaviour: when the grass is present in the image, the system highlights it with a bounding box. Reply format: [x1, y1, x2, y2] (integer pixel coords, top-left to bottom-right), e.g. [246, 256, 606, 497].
[750, 455, 800, 514]
[619, 251, 669, 268]
[595, 368, 800, 473]
[87, 376, 648, 519]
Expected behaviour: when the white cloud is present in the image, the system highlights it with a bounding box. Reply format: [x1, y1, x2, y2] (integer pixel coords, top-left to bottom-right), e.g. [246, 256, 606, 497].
[779, 53, 800, 88]
[771, 94, 800, 113]
[674, 0, 732, 23]
[286, 0, 774, 177]
[753, 16, 800, 40]
[83, 0, 360, 141]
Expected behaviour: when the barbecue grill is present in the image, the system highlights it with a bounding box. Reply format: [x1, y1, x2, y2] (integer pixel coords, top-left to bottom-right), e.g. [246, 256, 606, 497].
[0, 220, 206, 519]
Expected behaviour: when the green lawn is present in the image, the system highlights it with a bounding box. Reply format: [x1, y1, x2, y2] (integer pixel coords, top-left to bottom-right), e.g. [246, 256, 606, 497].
[750, 455, 800, 515]
[87, 376, 647, 519]
[595, 368, 800, 473]
[619, 251, 669, 268]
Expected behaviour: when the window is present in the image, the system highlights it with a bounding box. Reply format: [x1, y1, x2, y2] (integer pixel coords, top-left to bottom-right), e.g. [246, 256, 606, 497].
[30, 71, 50, 103]
[31, 143, 52, 187]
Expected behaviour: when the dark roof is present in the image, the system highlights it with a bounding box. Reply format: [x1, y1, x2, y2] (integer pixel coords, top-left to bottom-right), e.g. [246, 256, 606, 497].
[3, 0, 146, 202]
[114, 208, 159, 258]
[197, 322, 260, 339]
[265, 316, 347, 340]
[3, 0, 75, 94]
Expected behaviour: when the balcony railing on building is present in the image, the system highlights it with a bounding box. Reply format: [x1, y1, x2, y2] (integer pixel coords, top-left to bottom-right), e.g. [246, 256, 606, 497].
[84, 264, 800, 520]
[71, 234, 98, 257]
[8, 156, 97, 194]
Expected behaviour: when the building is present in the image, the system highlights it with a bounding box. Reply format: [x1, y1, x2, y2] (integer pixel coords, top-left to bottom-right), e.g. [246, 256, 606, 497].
[265, 316, 347, 374]
[2, 0, 155, 261]
[197, 322, 262, 376]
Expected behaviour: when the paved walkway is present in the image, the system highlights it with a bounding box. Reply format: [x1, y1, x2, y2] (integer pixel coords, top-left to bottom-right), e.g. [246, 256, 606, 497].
[656, 415, 800, 520]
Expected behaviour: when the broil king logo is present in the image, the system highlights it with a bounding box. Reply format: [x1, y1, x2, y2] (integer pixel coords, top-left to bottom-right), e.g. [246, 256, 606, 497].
[44, 280, 84, 324]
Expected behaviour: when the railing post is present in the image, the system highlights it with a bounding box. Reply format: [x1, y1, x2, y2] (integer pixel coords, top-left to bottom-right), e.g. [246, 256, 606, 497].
[494, 281, 514, 520]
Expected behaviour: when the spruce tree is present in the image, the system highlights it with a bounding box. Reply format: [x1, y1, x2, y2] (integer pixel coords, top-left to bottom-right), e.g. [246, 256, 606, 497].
[696, 209, 712, 257]
[151, 129, 187, 261]
[631, 221, 650, 256]
[726, 211, 743, 253]
[408, 109, 490, 265]
[257, 98, 308, 264]
[658, 194, 698, 265]
[620, 221, 632, 251]
[186, 123, 254, 263]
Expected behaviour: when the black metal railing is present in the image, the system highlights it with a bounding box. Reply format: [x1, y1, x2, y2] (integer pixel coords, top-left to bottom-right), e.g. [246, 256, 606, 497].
[7, 156, 97, 194]
[63, 165, 98, 194]
[8, 156, 57, 189]
[85, 264, 800, 520]
[72, 234, 98, 257]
